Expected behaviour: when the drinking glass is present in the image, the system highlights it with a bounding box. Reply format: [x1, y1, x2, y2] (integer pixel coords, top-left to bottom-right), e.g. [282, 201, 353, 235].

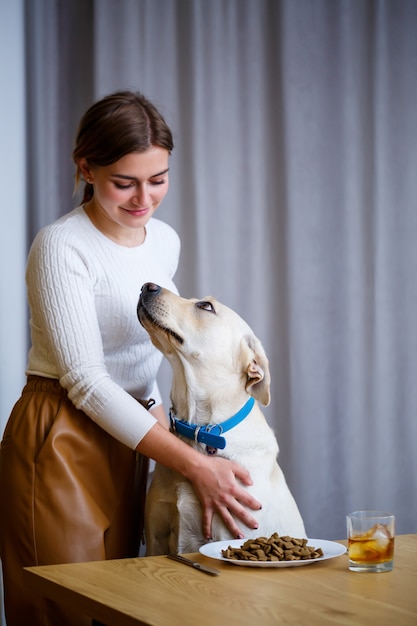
[346, 511, 395, 572]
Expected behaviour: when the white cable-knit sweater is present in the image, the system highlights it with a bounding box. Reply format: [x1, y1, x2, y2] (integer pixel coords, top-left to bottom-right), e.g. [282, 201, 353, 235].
[26, 206, 180, 449]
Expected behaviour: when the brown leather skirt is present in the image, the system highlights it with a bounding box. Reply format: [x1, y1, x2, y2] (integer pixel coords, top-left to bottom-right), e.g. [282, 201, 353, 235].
[0, 376, 149, 626]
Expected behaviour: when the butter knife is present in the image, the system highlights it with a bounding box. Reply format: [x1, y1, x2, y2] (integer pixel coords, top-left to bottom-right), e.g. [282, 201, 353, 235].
[167, 553, 220, 576]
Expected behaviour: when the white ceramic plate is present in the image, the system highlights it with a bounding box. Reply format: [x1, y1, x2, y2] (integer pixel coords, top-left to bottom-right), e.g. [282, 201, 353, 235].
[199, 538, 347, 568]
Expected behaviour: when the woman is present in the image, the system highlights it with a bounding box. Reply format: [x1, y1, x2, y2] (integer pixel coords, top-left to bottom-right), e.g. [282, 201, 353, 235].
[0, 91, 261, 626]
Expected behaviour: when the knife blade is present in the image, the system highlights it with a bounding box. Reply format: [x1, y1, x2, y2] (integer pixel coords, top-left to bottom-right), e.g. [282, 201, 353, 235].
[167, 553, 220, 576]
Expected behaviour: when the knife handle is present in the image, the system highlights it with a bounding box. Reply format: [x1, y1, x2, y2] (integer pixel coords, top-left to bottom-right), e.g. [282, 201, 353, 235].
[167, 554, 220, 576]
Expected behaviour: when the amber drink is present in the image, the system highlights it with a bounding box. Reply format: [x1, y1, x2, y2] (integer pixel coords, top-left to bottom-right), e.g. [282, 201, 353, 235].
[347, 511, 395, 572]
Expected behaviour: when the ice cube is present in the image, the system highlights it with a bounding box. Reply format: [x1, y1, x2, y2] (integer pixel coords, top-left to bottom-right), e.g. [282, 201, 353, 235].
[371, 523, 391, 549]
[348, 542, 364, 561]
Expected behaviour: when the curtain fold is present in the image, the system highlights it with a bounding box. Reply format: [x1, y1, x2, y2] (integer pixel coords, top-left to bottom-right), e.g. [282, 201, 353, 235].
[23, 0, 417, 539]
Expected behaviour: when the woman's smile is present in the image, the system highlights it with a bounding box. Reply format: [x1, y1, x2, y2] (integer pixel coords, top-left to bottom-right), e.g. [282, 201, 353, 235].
[122, 205, 151, 217]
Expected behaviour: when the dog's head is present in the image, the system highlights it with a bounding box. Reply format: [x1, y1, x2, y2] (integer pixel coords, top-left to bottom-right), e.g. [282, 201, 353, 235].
[137, 282, 270, 406]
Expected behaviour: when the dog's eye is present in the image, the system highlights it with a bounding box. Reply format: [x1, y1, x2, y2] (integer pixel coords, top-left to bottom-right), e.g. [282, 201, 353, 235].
[196, 301, 215, 313]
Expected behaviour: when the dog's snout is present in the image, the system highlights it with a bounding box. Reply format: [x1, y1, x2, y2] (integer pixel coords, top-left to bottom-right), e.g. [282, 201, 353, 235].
[138, 283, 162, 319]
[142, 282, 161, 295]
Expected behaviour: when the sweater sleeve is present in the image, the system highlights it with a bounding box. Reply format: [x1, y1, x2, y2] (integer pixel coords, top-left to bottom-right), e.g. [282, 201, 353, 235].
[26, 224, 157, 449]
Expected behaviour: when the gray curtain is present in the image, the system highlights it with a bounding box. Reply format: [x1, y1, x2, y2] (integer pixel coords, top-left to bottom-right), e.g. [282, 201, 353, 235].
[23, 0, 417, 540]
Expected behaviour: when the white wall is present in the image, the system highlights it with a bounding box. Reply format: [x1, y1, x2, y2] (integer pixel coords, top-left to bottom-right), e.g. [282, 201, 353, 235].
[0, 1, 26, 620]
[0, 0, 27, 430]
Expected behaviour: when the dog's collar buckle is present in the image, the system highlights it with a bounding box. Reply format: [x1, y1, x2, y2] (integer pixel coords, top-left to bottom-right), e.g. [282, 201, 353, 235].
[169, 396, 255, 451]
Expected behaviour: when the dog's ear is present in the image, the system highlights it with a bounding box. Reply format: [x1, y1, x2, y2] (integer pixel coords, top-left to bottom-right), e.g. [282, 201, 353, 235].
[242, 335, 271, 406]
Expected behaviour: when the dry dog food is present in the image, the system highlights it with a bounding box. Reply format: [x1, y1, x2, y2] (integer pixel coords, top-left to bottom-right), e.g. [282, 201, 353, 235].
[221, 532, 324, 562]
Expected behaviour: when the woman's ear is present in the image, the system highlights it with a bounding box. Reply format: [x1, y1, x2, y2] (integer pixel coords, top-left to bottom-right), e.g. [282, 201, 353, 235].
[77, 158, 94, 184]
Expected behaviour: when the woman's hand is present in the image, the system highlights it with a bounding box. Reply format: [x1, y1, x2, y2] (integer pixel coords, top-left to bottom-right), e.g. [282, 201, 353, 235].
[188, 455, 262, 540]
[137, 421, 262, 540]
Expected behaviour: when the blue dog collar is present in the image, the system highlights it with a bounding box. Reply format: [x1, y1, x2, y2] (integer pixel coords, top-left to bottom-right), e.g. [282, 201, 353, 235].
[169, 396, 255, 450]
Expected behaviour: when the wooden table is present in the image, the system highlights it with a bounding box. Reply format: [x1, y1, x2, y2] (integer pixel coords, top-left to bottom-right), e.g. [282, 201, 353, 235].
[24, 534, 417, 626]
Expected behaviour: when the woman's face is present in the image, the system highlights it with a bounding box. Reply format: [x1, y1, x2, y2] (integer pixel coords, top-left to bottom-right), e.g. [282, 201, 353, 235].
[81, 147, 170, 245]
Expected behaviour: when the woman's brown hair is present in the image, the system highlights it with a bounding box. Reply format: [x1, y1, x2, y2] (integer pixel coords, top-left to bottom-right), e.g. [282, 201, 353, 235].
[72, 91, 174, 203]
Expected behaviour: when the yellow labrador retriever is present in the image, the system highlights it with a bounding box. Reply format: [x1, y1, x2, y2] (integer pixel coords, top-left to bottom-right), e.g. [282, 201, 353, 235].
[137, 282, 306, 555]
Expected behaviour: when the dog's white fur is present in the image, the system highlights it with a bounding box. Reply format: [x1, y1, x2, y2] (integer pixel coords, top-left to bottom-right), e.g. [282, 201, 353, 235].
[138, 283, 306, 555]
